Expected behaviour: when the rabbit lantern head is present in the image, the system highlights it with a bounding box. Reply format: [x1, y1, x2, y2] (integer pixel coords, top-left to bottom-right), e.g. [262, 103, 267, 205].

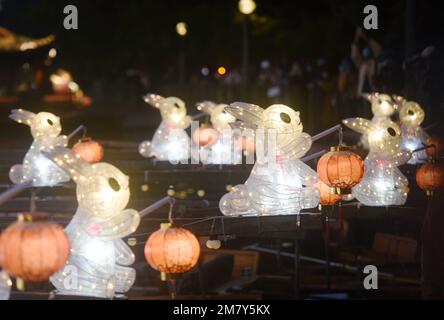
[399, 101, 425, 129]
[363, 93, 398, 119]
[143, 93, 191, 129]
[219, 102, 319, 216]
[197, 101, 235, 131]
[8, 109, 69, 186]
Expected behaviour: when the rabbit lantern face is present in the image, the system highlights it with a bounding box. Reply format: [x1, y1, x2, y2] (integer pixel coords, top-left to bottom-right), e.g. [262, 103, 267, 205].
[399, 101, 425, 129]
[144, 93, 191, 129]
[10, 109, 62, 139]
[197, 101, 235, 130]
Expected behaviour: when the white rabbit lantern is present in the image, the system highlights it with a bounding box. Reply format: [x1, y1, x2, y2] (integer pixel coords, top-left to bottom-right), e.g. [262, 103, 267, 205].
[9, 109, 70, 187]
[43, 147, 140, 298]
[139, 93, 191, 163]
[399, 101, 430, 164]
[219, 102, 320, 216]
[195, 101, 241, 164]
[360, 93, 399, 149]
[343, 117, 411, 206]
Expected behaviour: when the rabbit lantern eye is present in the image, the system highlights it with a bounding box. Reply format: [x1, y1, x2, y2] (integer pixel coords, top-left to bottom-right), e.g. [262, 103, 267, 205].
[279, 112, 291, 124]
[407, 109, 415, 116]
[47, 118, 54, 126]
[108, 177, 120, 191]
[387, 127, 396, 137]
[174, 103, 181, 110]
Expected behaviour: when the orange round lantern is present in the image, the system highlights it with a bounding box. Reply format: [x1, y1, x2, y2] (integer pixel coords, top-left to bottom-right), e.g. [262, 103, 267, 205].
[426, 137, 444, 158]
[314, 180, 342, 206]
[192, 124, 219, 146]
[0, 214, 70, 282]
[317, 147, 365, 194]
[144, 223, 200, 278]
[0, 234, 4, 267]
[72, 137, 104, 163]
[416, 161, 444, 196]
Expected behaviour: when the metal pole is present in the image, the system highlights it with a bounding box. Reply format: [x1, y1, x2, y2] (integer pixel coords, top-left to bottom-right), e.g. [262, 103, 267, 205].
[0, 181, 32, 207]
[67, 125, 86, 141]
[140, 196, 175, 218]
[312, 124, 342, 142]
[301, 150, 327, 163]
[242, 15, 249, 83]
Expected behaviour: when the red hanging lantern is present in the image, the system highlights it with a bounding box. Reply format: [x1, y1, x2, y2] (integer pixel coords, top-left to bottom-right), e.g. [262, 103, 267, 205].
[0, 213, 70, 282]
[317, 146, 365, 194]
[72, 137, 104, 163]
[0, 234, 4, 267]
[416, 161, 444, 196]
[314, 180, 342, 206]
[144, 223, 200, 279]
[192, 124, 219, 146]
[426, 137, 444, 158]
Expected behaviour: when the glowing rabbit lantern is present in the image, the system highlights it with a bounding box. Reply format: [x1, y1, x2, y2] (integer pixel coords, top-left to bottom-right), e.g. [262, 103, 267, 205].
[343, 117, 411, 206]
[139, 93, 191, 163]
[360, 93, 398, 149]
[43, 147, 140, 298]
[219, 102, 320, 216]
[399, 101, 430, 164]
[9, 109, 70, 187]
[195, 101, 241, 164]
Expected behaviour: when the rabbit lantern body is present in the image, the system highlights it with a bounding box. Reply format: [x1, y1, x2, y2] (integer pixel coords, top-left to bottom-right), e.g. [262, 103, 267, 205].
[139, 94, 191, 162]
[343, 117, 411, 206]
[219, 102, 319, 216]
[44, 147, 140, 298]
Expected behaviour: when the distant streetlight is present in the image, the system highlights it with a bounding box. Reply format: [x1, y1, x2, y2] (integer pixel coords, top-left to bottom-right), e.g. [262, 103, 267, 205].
[238, 0, 256, 83]
[238, 0, 256, 15]
[176, 22, 188, 36]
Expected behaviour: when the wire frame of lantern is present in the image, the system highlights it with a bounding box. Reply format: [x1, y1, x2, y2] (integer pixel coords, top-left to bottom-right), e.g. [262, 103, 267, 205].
[360, 93, 399, 149]
[139, 93, 191, 163]
[144, 223, 201, 278]
[219, 102, 320, 216]
[398, 101, 430, 164]
[8, 109, 70, 186]
[43, 147, 140, 298]
[343, 117, 411, 206]
[317, 146, 365, 195]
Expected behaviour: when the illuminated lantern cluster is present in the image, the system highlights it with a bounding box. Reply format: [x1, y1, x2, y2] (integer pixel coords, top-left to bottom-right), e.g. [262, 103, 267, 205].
[343, 117, 411, 206]
[139, 93, 191, 163]
[0, 214, 70, 282]
[9, 109, 70, 186]
[416, 161, 444, 196]
[72, 137, 104, 163]
[317, 147, 365, 195]
[44, 147, 140, 298]
[220, 102, 320, 216]
[50, 69, 74, 94]
[360, 93, 398, 149]
[398, 101, 429, 164]
[195, 101, 241, 164]
[144, 223, 200, 278]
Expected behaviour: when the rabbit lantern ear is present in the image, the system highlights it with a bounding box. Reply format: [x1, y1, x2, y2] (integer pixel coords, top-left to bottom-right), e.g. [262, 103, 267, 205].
[343, 117, 375, 136]
[225, 102, 265, 129]
[143, 93, 164, 109]
[9, 109, 36, 125]
[42, 146, 90, 182]
[196, 101, 217, 115]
